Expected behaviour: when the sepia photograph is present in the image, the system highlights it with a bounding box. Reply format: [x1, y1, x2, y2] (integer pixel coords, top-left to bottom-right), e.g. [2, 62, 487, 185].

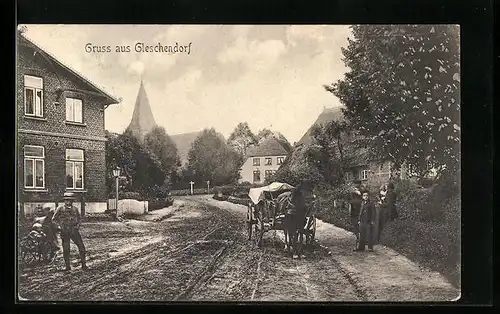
[16, 24, 460, 302]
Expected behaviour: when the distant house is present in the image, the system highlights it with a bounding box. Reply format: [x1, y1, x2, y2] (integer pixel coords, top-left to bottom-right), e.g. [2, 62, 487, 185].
[17, 34, 120, 217]
[239, 137, 288, 184]
[297, 107, 437, 189]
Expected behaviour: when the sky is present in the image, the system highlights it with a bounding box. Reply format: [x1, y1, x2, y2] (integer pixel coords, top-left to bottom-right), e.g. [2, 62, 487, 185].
[21, 24, 352, 143]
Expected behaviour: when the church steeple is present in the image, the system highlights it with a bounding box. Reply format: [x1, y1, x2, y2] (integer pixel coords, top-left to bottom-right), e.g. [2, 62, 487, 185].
[127, 78, 157, 141]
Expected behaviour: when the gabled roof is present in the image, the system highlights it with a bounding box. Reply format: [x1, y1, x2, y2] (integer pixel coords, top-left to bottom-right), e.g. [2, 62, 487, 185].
[18, 34, 120, 105]
[297, 107, 344, 146]
[246, 137, 288, 158]
[127, 79, 157, 140]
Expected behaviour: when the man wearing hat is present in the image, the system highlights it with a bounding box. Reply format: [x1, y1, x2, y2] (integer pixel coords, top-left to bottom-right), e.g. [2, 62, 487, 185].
[52, 192, 87, 271]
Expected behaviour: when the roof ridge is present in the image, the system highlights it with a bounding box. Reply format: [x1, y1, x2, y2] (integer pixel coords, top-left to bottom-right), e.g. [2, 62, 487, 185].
[19, 34, 120, 104]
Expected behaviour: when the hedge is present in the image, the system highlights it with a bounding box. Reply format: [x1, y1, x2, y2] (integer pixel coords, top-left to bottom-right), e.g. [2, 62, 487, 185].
[213, 194, 229, 201]
[314, 179, 461, 288]
[226, 196, 251, 206]
[170, 188, 213, 196]
[148, 198, 172, 211]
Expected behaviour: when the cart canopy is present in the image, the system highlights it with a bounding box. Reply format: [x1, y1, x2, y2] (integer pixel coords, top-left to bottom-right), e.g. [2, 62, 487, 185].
[248, 182, 295, 205]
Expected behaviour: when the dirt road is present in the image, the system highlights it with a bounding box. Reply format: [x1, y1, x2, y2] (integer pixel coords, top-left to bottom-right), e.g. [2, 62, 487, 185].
[18, 196, 459, 302]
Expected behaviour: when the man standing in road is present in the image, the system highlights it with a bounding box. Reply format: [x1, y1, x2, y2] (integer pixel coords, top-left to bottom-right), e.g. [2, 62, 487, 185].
[354, 190, 376, 252]
[52, 192, 88, 271]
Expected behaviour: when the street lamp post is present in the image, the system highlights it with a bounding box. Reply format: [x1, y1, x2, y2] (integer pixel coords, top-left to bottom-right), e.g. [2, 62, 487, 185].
[112, 166, 121, 217]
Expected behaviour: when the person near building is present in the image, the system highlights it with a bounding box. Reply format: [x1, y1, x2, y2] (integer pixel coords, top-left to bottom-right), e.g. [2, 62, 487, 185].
[52, 192, 87, 271]
[354, 190, 376, 252]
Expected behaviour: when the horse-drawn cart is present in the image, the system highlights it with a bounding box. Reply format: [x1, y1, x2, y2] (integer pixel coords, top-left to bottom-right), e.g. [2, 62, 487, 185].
[246, 182, 317, 248]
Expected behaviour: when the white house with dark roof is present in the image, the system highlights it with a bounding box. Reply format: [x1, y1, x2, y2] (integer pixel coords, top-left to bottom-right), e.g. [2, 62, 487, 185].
[238, 137, 288, 184]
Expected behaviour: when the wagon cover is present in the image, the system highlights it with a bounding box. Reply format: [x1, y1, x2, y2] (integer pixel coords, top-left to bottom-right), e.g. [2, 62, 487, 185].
[248, 182, 294, 205]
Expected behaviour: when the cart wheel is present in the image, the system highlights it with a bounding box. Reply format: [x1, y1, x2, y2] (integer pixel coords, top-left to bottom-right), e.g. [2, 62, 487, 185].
[20, 238, 37, 266]
[311, 217, 316, 243]
[253, 211, 264, 247]
[21, 247, 37, 266]
[39, 240, 57, 264]
[247, 206, 253, 241]
[306, 217, 317, 246]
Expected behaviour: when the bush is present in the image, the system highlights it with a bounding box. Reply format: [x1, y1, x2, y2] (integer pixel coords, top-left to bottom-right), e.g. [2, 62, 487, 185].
[313, 179, 460, 288]
[380, 219, 460, 287]
[226, 196, 251, 206]
[213, 194, 229, 201]
[121, 191, 142, 200]
[148, 198, 168, 211]
[380, 180, 461, 287]
[314, 188, 353, 232]
[170, 188, 213, 196]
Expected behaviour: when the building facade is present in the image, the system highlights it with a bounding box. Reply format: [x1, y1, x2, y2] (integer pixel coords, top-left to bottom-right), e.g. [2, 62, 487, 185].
[238, 138, 288, 184]
[17, 34, 119, 217]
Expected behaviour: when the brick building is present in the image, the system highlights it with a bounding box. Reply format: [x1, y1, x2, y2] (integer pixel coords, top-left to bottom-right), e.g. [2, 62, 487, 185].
[17, 34, 120, 217]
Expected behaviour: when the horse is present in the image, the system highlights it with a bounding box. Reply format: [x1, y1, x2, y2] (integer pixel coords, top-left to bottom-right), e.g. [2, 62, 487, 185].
[276, 187, 309, 259]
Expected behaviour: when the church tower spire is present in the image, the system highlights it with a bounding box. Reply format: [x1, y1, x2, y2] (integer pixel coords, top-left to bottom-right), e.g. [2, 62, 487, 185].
[127, 78, 157, 141]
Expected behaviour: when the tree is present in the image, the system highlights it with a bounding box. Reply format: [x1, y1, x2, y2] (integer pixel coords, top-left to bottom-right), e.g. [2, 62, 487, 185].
[257, 128, 293, 153]
[310, 120, 354, 184]
[227, 122, 258, 157]
[188, 128, 242, 186]
[105, 129, 166, 197]
[326, 25, 460, 180]
[144, 126, 181, 189]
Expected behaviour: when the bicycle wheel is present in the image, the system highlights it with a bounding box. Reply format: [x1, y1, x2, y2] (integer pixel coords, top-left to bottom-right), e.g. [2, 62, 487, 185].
[39, 239, 56, 264]
[20, 238, 38, 266]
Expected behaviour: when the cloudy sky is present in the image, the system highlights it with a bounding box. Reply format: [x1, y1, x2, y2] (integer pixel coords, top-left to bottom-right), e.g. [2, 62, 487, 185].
[22, 25, 352, 143]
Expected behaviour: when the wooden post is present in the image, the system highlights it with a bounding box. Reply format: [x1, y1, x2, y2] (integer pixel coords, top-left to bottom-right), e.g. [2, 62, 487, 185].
[189, 181, 194, 195]
[80, 193, 86, 218]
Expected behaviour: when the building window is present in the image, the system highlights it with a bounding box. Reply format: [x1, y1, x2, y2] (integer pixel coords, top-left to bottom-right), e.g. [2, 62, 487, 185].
[265, 170, 275, 178]
[66, 149, 84, 189]
[24, 75, 44, 117]
[360, 169, 368, 181]
[66, 97, 83, 123]
[277, 157, 285, 165]
[265, 158, 272, 166]
[253, 158, 260, 166]
[344, 171, 352, 182]
[24, 145, 45, 189]
[253, 170, 261, 183]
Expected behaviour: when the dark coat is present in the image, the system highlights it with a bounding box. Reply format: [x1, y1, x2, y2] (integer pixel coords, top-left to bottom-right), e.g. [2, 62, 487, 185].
[350, 190, 363, 217]
[358, 200, 376, 225]
[53, 205, 81, 232]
